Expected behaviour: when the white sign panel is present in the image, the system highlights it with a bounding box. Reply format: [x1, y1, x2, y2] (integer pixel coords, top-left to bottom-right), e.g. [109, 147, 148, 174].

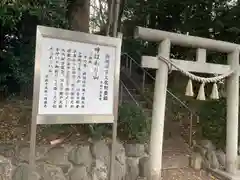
[38, 37, 116, 115]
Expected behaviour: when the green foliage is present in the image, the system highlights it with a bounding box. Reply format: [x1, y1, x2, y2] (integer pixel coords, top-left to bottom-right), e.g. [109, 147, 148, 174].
[86, 103, 150, 143]
[118, 103, 150, 143]
[88, 124, 112, 140]
[199, 98, 226, 148]
[122, 0, 240, 63]
[0, 0, 68, 91]
[42, 124, 71, 135]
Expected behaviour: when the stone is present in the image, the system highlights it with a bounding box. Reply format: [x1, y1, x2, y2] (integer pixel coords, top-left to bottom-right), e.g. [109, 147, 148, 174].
[68, 145, 92, 167]
[139, 156, 149, 177]
[216, 150, 225, 167]
[238, 156, 240, 169]
[193, 144, 207, 157]
[37, 163, 66, 180]
[0, 144, 15, 158]
[18, 145, 48, 162]
[125, 144, 145, 157]
[68, 166, 90, 180]
[202, 158, 211, 169]
[114, 159, 126, 180]
[12, 164, 41, 180]
[45, 147, 70, 166]
[92, 140, 110, 166]
[200, 140, 215, 151]
[92, 159, 108, 180]
[144, 144, 149, 154]
[104, 141, 126, 180]
[61, 144, 75, 154]
[190, 152, 202, 170]
[59, 164, 71, 174]
[115, 141, 126, 165]
[126, 157, 139, 180]
[114, 141, 126, 180]
[137, 178, 147, 180]
[0, 155, 13, 180]
[206, 149, 219, 169]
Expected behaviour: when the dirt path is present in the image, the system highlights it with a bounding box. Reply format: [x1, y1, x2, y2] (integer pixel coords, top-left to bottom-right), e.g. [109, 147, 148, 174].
[162, 168, 219, 180]
[161, 122, 220, 180]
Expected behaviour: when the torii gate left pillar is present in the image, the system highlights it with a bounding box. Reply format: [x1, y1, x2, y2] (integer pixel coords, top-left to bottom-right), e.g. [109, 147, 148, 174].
[147, 39, 170, 180]
[134, 26, 240, 179]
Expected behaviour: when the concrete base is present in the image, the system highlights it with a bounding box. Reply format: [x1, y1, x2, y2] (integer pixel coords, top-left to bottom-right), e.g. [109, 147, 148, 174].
[208, 168, 240, 180]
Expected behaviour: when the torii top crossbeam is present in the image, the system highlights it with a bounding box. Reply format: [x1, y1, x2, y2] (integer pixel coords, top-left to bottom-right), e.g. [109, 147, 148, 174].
[134, 26, 240, 53]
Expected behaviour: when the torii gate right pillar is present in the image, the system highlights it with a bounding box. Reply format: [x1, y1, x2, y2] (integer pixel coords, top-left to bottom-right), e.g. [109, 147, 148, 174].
[226, 50, 239, 174]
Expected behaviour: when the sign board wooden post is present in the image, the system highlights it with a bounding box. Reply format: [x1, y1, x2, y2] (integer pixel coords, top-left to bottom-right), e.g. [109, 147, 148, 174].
[28, 26, 122, 179]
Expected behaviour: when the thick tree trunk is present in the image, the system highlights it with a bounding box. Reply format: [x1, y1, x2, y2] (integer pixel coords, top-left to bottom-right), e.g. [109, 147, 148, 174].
[105, 0, 124, 36]
[68, 0, 90, 33]
[117, 0, 125, 32]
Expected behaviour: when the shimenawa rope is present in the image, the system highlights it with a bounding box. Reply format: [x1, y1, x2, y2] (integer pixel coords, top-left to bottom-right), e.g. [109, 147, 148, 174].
[158, 55, 235, 83]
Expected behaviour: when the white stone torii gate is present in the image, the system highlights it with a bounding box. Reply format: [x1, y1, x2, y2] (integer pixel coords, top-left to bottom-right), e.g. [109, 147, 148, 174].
[134, 26, 240, 180]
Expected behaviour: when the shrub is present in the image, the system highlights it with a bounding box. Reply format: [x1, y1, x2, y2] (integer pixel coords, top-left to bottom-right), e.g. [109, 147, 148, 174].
[199, 98, 226, 148]
[88, 124, 112, 140]
[83, 103, 150, 142]
[118, 102, 150, 143]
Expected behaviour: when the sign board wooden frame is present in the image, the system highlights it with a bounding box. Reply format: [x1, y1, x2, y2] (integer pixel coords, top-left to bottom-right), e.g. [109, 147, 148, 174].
[28, 25, 122, 180]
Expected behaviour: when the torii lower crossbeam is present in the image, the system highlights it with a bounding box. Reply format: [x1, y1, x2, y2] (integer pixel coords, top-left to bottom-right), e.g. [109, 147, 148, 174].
[141, 56, 231, 74]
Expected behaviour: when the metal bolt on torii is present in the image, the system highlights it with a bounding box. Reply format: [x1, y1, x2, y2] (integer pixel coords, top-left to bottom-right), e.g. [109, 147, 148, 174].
[134, 26, 240, 180]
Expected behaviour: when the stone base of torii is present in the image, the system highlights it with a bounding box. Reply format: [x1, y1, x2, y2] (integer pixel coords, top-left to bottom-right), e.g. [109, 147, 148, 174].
[134, 26, 240, 180]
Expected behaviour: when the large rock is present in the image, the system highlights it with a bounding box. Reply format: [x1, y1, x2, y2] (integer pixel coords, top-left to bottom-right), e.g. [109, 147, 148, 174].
[193, 140, 215, 158]
[68, 145, 92, 167]
[0, 155, 13, 180]
[115, 141, 126, 165]
[114, 160, 126, 180]
[139, 157, 149, 177]
[200, 140, 215, 151]
[18, 145, 48, 162]
[92, 140, 110, 167]
[12, 164, 41, 180]
[92, 159, 126, 180]
[68, 166, 90, 180]
[125, 144, 145, 157]
[137, 178, 147, 180]
[216, 150, 225, 167]
[126, 157, 139, 180]
[0, 144, 15, 158]
[193, 140, 221, 170]
[114, 141, 126, 180]
[190, 152, 202, 170]
[92, 159, 108, 180]
[37, 163, 66, 180]
[193, 144, 207, 157]
[206, 149, 219, 169]
[45, 147, 70, 166]
[144, 144, 149, 154]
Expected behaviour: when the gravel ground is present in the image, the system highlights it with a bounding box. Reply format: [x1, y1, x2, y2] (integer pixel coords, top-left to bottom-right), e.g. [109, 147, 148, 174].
[161, 125, 220, 180]
[162, 168, 220, 180]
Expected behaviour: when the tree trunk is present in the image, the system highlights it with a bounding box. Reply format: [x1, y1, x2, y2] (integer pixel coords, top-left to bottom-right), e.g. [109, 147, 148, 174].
[68, 0, 90, 33]
[117, 0, 125, 32]
[105, 0, 124, 36]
